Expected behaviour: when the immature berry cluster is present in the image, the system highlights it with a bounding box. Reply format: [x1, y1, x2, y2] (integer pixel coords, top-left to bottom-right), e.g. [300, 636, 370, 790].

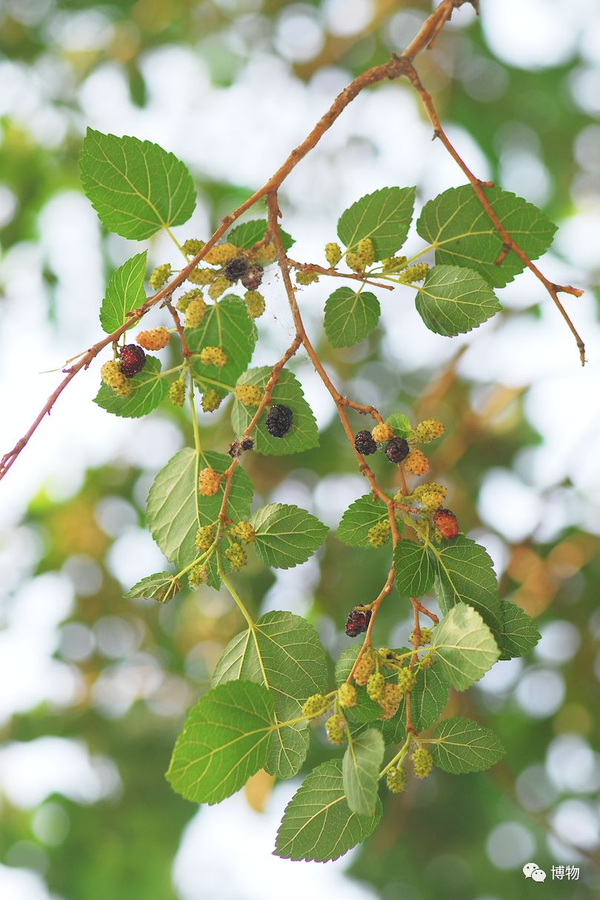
[386, 766, 406, 793]
[202, 389, 221, 413]
[325, 714, 346, 745]
[169, 377, 186, 407]
[302, 694, 328, 717]
[100, 360, 132, 398]
[225, 542, 247, 570]
[337, 683, 357, 708]
[229, 521, 256, 543]
[199, 466, 221, 497]
[409, 626, 433, 646]
[200, 346, 227, 367]
[149, 263, 171, 289]
[244, 290, 265, 318]
[234, 384, 263, 407]
[412, 747, 433, 779]
[136, 326, 170, 351]
[367, 520, 391, 547]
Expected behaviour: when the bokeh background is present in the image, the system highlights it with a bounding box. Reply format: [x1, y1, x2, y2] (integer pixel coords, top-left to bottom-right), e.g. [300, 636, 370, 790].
[1, 0, 600, 898]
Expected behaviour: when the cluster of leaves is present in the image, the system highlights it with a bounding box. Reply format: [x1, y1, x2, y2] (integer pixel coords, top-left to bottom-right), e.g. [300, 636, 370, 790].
[78, 128, 552, 861]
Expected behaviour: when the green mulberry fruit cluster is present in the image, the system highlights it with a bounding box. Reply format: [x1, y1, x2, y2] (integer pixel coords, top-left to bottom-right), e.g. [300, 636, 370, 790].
[397, 263, 429, 284]
[100, 360, 132, 398]
[414, 418, 444, 442]
[188, 267, 215, 286]
[409, 626, 432, 646]
[382, 255, 407, 273]
[353, 652, 375, 686]
[182, 239, 205, 256]
[412, 747, 433, 779]
[325, 242, 342, 267]
[367, 520, 391, 547]
[296, 270, 319, 285]
[229, 521, 256, 543]
[225, 542, 247, 570]
[367, 671, 385, 702]
[185, 296, 207, 328]
[208, 275, 232, 300]
[194, 525, 215, 552]
[325, 714, 346, 745]
[169, 377, 186, 407]
[201, 389, 222, 412]
[302, 693, 329, 717]
[386, 766, 406, 793]
[244, 290, 265, 318]
[200, 346, 227, 367]
[189, 565, 208, 588]
[234, 384, 263, 407]
[149, 263, 172, 290]
[397, 667, 417, 694]
[378, 683, 401, 720]
[371, 422, 394, 442]
[337, 683, 357, 708]
[413, 482, 447, 510]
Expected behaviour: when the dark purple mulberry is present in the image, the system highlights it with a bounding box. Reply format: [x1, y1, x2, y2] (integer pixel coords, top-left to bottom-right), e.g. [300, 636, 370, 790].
[265, 404, 293, 438]
[345, 608, 372, 638]
[354, 430, 377, 456]
[223, 256, 249, 282]
[385, 437, 409, 463]
[119, 344, 146, 378]
[241, 264, 263, 291]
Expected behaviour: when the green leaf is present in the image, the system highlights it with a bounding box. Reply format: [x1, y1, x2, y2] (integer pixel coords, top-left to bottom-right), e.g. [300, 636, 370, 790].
[125, 572, 180, 604]
[337, 186, 415, 259]
[430, 716, 506, 774]
[381, 662, 449, 742]
[415, 265, 501, 337]
[274, 759, 382, 862]
[323, 287, 381, 348]
[432, 603, 499, 691]
[231, 368, 319, 456]
[416, 184, 557, 288]
[394, 541, 435, 598]
[336, 493, 393, 549]
[212, 610, 328, 778]
[166, 681, 274, 805]
[227, 219, 294, 252]
[99, 252, 147, 334]
[79, 129, 196, 240]
[187, 296, 257, 397]
[343, 728, 385, 816]
[94, 355, 168, 418]
[498, 602, 541, 660]
[431, 536, 503, 639]
[146, 449, 253, 574]
[249, 503, 328, 569]
[386, 412, 412, 439]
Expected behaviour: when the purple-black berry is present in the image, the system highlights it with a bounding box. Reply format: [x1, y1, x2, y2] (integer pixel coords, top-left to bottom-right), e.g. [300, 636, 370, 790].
[223, 256, 249, 281]
[241, 264, 263, 291]
[345, 608, 372, 638]
[354, 430, 377, 456]
[119, 344, 146, 378]
[265, 404, 293, 438]
[385, 437, 409, 464]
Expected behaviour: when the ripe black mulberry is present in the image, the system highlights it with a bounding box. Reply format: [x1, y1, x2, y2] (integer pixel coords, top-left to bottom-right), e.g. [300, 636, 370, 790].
[354, 430, 377, 456]
[119, 344, 146, 378]
[385, 437, 409, 463]
[345, 608, 372, 637]
[265, 404, 293, 438]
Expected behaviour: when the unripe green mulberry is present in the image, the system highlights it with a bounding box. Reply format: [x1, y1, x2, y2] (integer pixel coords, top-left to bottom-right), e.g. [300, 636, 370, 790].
[413, 482, 447, 511]
[200, 346, 227, 367]
[188, 267, 215, 286]
[325, 242, 342, 267]
[189, 565, 208, 588]
[325, 714, 346, 745]
[420, 651, 435, 669]
[409, 626, 432, 646]
[353, 652, 375, 686]
[404, 448, 430, 476]
[397, 667, 417, 694]
[182, 239, 205, 256]
[225, 542, 247, 570]
[149, 263, 172, 290]
[414, 418, 445, 443]
[367, 520, 391, 547]
[367, 672, 385, 702]
[234, 383, 263, 407]
[199, 466, 221, 497]
[296, 270, 319, 285]
[356, 238, 375, 268]
[204, 243, 239, 265]
[177, 288, 203, 313]
[398, 263, 430, 284]
[337, 683, 357, 709]
[244, 290, 265, 318]
[100, 360, 132, 397]
[382, 255, 407, 273]
[253, 242, 276, 266]
[302, 693, 329, 717]
[169, 377, 186, 407]
[201, 389, 222, 412]
[208, 275, 232, 300]
[346, 250, 362, 272]
[386, 766, 406, 793]
[378, 683, 401, 720]
[229, 521, 256, 543]
[371, 422, 394, 443]
[412, 747, 433, 779]
[185, 296, 207, 328]
[195, 525, 215, 552]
